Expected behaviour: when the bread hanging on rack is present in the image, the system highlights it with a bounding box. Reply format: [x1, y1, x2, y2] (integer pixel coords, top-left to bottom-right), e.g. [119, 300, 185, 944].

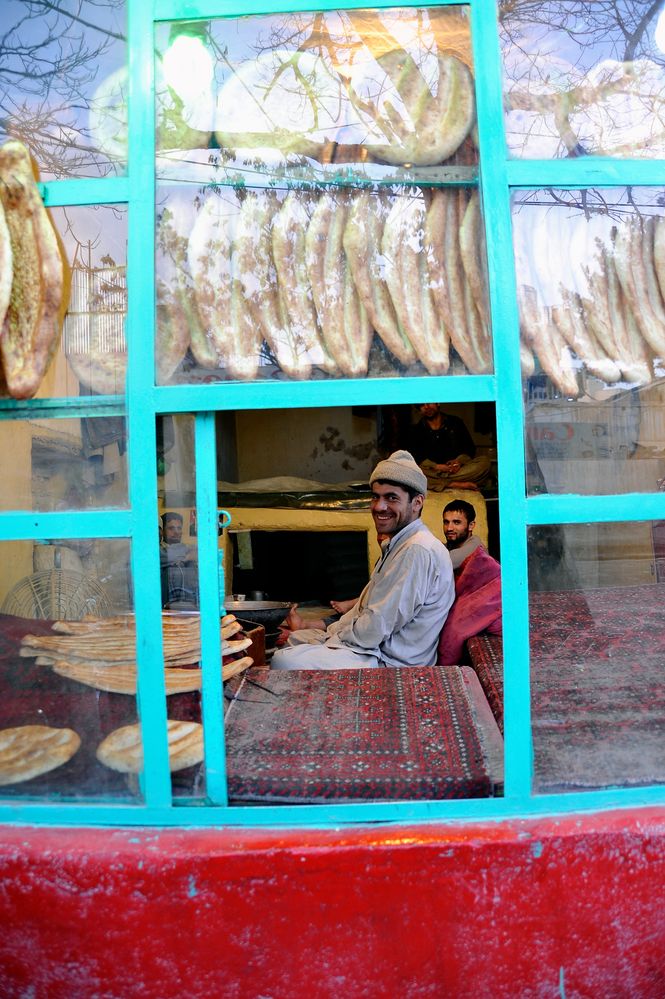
[0, 139, 69, 399]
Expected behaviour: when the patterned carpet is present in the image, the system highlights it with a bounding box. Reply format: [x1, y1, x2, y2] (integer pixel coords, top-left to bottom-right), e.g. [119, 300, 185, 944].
[466, 584, 665, 791]
[224, 666, 502, 802]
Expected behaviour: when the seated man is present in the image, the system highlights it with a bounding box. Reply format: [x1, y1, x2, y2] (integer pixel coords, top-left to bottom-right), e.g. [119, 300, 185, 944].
[160, 511, 199, 607]
[442, 499, 484, 570]
[438, 500, 502, 666]
[272, 450, 455, 671]
[409, 403, 491, 492]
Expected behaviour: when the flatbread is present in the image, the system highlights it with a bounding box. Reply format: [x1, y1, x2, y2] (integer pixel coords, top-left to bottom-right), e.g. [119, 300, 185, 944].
[51, 661, 204, 695]
[221, 655, 254, 682]
[0, 725, 80, 785]
[22, 613, 245, 666]
[96, 720, 204, 773]
[51, 644, 253, 694]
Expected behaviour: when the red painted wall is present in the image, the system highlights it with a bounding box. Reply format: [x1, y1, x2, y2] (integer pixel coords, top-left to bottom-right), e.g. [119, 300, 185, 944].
[1, 808, 664, 998]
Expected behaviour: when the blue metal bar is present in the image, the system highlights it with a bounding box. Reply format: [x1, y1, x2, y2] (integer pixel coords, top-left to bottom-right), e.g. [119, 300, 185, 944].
[161, 165, 479, 192]
[0, 511, 131, 541]
[527, 492, 665, 526]
[126, 0, 173, 809]
[1, 779, 665, 828]
[0, 397, 125, 419]
[153, 375, 497, 414]
[471, 1, 532, 799]
[507, 158, 665, 190]
[195, 412, 228, 805]
[39, 178, 130, 207]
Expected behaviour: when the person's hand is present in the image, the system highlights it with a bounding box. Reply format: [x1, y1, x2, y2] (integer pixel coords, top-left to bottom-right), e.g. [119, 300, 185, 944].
[448, 460, 461, 474]
[277, 603, 306, 641]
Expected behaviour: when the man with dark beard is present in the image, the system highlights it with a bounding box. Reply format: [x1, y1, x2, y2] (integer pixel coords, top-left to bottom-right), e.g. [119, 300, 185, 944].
[442, 499, 483, 570]
[409, 403, 490, 492]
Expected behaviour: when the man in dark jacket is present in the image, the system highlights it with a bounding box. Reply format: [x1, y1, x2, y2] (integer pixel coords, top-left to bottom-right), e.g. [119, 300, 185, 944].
[409, 403, 490, 492]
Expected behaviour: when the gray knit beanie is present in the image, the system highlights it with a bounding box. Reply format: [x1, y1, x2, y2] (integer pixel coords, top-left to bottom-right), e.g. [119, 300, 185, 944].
[369, 450, 427, 496]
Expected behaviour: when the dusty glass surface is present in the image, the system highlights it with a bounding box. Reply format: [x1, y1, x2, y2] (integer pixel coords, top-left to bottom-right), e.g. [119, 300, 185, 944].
[529, 521, 665, 793]
[0, 415, 127, 512]
[500, 0, 665, 159]
[0, 537, 144, 800]
[155, 8, 477, 183]
[56, 205, 128, 399]
[155, 182, 493, 384]
[153, 9, 489, 386]
[0, 0, 127, 179]
[512, 188, 665, 495]
[158, 414, 199, 612]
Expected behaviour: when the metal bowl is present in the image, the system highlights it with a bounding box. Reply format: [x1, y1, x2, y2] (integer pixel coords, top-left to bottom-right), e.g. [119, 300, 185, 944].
[223, 599, 292, 629]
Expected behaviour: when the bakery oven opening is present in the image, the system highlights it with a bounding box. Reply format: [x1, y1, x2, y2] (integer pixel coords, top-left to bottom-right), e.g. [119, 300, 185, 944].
[229, 529, 370, 605]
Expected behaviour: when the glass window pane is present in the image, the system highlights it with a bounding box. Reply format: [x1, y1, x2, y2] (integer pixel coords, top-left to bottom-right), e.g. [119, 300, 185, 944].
[529, 521, 665, 792]
[500, 1, 665, 160]
[155, 183, 493, 384]
[157, 414, 205, 799]
[58, 205, 128, 400]
[189, 403, 502, 803]
[0, 538, 142, 800]
[156, 8, 476, 183]
[512, 188, 665, 495]
[0, 415, 127, 512]
[0, 1, 127, 179]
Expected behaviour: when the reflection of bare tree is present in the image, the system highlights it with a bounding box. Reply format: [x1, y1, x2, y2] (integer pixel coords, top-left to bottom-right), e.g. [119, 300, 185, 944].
[500, 1, 663, 64]
[500, 1, 665, 156]
[0, 0, 125, 178]
[206, 9, 475, 167]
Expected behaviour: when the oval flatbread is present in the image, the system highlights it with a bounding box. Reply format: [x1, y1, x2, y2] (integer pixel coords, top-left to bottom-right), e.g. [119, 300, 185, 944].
[96, 720, 204, 774]
[0, 725, 80, 785]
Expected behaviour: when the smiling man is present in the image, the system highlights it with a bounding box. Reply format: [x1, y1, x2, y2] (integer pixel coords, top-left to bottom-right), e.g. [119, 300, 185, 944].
[272, 450, 454, 671]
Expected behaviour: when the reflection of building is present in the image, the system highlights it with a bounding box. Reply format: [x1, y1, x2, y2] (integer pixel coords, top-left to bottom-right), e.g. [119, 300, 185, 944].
[64, 264, 127, 394]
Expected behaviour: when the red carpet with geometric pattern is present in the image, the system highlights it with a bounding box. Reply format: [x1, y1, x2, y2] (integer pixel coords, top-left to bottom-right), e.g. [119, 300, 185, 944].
[225, 666, 501, 802]
[466, 584, 665, 791]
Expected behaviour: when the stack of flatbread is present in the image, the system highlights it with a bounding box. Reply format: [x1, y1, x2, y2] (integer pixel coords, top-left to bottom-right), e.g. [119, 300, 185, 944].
[19, 612, 253, 695]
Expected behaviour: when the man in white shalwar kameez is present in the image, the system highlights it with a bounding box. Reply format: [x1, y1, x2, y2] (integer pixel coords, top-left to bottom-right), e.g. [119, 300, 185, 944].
[272, 451, 454, 671]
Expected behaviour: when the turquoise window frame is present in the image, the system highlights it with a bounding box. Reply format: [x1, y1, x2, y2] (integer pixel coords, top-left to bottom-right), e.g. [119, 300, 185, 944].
[0, 0, 664, 826]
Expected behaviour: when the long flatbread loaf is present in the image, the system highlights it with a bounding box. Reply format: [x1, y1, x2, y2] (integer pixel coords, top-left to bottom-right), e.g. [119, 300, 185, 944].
[343, 191, 415, 366]
[272, 192, 336, 374]
[0, 200, 12, 339]
[306, 191, 372, 378]
[0, 140, 64, 398]
[350, 50, 475, 166]
[383, 190, 449, 374]
[234, 191, 303, 378]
